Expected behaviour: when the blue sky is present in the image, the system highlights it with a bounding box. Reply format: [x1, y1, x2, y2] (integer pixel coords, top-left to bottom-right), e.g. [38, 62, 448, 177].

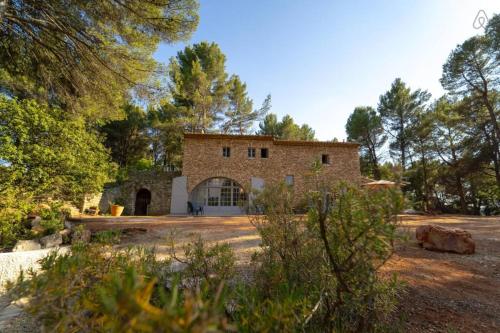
[154, 0, 500, 140]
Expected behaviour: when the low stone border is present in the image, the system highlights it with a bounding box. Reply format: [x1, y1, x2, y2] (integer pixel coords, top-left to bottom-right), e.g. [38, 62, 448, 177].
[0, 246, 70, 294]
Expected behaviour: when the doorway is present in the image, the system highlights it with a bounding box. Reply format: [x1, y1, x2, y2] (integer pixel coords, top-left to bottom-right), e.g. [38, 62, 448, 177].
[135, 189, 151, 215]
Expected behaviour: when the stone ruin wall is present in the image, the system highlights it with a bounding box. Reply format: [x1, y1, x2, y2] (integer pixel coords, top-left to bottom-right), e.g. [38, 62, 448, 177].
[82, 170, 179, 216]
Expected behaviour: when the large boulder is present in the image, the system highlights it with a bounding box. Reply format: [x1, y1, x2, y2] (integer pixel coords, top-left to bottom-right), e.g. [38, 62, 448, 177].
[39, 233, 63, 248]
[416, 225, 475, 254]
[12, 240, 41, 252]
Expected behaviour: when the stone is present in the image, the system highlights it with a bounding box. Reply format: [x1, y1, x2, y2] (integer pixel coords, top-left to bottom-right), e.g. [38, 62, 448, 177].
[27, 215, 42, 228]
[416, 225, 475, 254]
[59, 229, 72, 244]
[71, 229, 91, 244]
[39, 233, 63, 248]
[12, 240, 41, 252]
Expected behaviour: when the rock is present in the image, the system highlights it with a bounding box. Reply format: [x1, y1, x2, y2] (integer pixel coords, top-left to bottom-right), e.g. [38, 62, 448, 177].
[39, 233, 63, 248]
[64, 220, 73, 229]
[27, 216, 42, 228]
[416, 225, 475, 254]
[12, 240, 41, 252]
[71, 229, 91, 244]
[402, 209, 425, 215]
[59, 229, 71, 244]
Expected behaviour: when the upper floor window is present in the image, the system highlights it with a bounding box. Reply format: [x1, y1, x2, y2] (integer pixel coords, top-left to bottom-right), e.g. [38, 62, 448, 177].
[222, 147, 231, 158]
[261, 148, 269, 159]
[322, 154, 330, 165]
[248, 147, 256, 158]
[285, 175, 294, 186]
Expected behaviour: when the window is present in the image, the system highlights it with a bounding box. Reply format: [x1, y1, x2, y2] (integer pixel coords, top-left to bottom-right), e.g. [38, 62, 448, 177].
[248, 147, 256, 158]
[191, 178, 247, 207]
[285, 175, 294, 186]
[261, 148, 269, 158]
[322, 154, 330, 165]
[222, 147, 231, 157]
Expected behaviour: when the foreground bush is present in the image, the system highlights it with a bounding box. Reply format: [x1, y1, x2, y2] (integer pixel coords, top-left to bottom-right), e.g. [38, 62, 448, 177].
[10, 241, 234, 332]
[0, 197, 66, 250]
[239, 180, 403, 332]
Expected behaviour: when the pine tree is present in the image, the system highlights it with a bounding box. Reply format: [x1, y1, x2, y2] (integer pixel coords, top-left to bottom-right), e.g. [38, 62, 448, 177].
[222, 75, 270, 134]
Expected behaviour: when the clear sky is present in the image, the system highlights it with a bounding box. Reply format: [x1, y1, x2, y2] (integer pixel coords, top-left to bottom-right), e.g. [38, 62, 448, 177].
[154, 0, 500, 140]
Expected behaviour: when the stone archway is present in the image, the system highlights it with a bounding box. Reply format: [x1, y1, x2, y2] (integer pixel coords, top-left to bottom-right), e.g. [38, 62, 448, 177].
[189, 177, 247, 216]
[134, 188, 151, 215]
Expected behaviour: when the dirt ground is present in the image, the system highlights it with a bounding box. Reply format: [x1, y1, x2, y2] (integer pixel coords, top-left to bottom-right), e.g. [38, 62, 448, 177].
[73, 214, 500, 332]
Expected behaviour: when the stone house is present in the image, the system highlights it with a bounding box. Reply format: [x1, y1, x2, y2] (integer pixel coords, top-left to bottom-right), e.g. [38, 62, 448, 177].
[83, 133, 360, 216]
[170, 133, 361, 215]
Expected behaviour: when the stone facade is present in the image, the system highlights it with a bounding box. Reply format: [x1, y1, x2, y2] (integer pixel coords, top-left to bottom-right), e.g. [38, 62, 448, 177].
[83, 170, 178, 216]
[182, 133, 361, 198]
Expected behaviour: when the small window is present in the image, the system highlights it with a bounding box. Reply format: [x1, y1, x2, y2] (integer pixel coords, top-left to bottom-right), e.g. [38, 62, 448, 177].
[322, 154, 330, 165]
[285, 175, 294, 186]
[261, 148, 269, 158]
[222, 147, 231, 158]
[248, 147, 256, 158]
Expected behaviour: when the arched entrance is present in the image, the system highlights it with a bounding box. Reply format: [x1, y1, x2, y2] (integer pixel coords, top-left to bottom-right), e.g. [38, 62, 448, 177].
[190, 178, 247, 215]
[135, 189, 151, 215]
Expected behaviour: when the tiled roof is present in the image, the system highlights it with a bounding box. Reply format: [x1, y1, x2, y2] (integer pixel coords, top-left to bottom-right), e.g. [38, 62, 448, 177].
[183, 133, 359, 148]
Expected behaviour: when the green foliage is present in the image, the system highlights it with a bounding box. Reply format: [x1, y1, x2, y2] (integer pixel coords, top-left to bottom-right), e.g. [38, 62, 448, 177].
[147, 102, 185, 168]
[441, 14, 500, 187]
[93, 230, 122, 244]
[100, 103, 150, 167]
[171, 236, 236, 294]
[240, 181, 403, 332]
[0, 96, 114, 203]
[167, 41, 272, 135]
[169, 41, 229, 133]
[0, 190, 33, 249]
[378, 78, 431, 172]
[346, 106, 387, 179]
[10, 242, 233, 332]
[258, 113, 316, 140]
[223, 75, 271, 134]
[0, 0, 199, 118]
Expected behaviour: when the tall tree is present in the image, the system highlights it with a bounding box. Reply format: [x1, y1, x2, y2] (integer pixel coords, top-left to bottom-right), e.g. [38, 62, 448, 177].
[0, 96, 113, 203]
[378, 78, 431, 172]
[441, 14, 500, 185]
[407, 108, 435, 211]
[169, 42, 228, 133]
[222, 75, 271, 134]
[258, 113, 281, 137]
[100, 104, 149, 167]
[429, 97, 469, 213]
[259, 113, 315, 140]
[0, 0, 199, 118]
[147, 102, 184, 169]
[346, 106, 386, 179]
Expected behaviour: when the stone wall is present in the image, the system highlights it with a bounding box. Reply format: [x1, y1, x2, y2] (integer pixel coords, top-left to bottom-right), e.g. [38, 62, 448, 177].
[83, 170, 179, 216]
[182, 134, 361, 198]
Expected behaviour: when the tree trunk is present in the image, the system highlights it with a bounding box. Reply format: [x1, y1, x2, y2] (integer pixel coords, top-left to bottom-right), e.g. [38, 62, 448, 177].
[455, 175, 468, 214]
[421, 152, 430, 212]
[483, 94, 500, 157]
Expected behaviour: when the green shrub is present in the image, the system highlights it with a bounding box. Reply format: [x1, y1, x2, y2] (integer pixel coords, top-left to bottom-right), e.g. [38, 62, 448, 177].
[238, 179, 403, 332]
[0, 190, 33, 249]
[9, 241, 233, 332]
[37, 203, 66, 235]
[93, 229, 122, 244]
[0, 196, 67, 249]
[170, 236, 236, 294]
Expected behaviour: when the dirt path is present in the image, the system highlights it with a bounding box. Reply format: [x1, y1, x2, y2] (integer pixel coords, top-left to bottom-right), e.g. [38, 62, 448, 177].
[74, 214, 500, 332]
